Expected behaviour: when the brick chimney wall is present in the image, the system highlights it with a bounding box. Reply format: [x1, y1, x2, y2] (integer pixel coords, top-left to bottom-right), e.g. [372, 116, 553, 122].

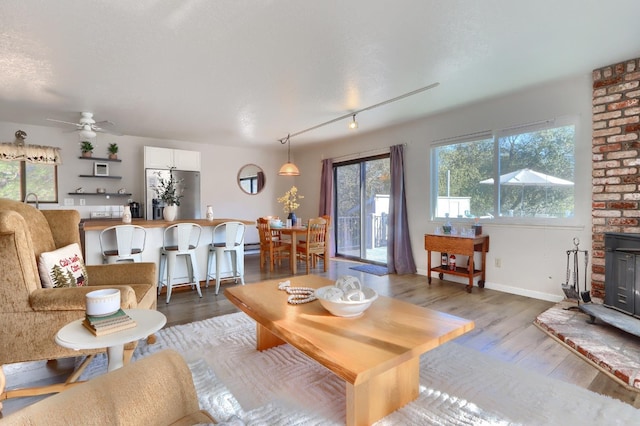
[592, 58, 640, 298]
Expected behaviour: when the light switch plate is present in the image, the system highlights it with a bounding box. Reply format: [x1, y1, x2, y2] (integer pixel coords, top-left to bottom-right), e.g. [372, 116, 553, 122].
[64, 198, 74, 206]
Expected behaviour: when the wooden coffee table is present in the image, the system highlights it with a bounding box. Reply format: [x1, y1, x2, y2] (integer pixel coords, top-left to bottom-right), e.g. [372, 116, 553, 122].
[225, 276, 474, 426]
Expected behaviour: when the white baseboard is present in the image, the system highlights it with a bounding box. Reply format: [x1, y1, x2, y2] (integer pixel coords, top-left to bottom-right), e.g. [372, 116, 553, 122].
[417, 269, 563, 303]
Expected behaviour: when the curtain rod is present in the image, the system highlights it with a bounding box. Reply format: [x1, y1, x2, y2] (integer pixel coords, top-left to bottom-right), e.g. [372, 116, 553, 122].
[280, 82, 440, 141]
[330, 143, 406, 163]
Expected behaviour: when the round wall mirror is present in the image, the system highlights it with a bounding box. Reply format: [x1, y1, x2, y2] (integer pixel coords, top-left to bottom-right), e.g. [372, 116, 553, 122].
[237, 164, 265, 195]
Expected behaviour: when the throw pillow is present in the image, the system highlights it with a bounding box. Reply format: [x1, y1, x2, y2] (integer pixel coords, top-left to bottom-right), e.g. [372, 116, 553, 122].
[38, 243, 89, 288]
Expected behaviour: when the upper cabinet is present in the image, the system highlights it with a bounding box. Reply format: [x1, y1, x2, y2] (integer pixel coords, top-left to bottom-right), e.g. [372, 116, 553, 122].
[173, 149, 201, 171]
[144, 146, 201, 171]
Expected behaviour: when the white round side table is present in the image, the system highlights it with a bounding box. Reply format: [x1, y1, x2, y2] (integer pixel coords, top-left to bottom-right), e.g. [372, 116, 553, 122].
[56, 309, 166, 371]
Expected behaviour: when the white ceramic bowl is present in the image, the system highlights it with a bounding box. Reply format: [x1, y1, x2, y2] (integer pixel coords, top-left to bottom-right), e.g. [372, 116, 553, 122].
[315, 285, 378, 318]
[86, 289, 121, 316]
[270, 219, 283, 228]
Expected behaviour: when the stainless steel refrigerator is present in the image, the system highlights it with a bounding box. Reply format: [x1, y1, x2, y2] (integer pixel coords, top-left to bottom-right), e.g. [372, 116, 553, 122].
[145, 169, 201, 220]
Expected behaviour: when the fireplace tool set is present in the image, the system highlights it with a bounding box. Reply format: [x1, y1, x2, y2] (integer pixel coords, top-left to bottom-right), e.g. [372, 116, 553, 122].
[561, 237, 591, 306]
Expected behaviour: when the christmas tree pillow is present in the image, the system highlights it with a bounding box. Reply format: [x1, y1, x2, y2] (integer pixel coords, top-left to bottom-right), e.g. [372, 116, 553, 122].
[38, 243, 89, 288]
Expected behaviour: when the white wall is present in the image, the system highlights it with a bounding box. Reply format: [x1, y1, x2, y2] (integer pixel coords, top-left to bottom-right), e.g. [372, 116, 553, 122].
[292, 74, 593, 302]
[0, 73, 593, 300]
[0, 122, 285, 244]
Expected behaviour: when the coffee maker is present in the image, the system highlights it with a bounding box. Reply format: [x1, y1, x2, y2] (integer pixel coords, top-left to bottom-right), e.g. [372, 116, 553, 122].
[128, 201, 141, 218]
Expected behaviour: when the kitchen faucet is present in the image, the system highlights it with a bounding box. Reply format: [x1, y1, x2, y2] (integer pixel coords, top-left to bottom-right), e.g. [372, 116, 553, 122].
[24, 192, 39, 209]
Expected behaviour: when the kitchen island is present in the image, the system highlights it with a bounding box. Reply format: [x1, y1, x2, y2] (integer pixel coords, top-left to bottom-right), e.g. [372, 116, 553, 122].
[82, 218, 255, 286]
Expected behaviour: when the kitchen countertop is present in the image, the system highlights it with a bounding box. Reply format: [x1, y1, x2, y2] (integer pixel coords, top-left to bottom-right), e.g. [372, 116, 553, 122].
[81, 218, 255, 231]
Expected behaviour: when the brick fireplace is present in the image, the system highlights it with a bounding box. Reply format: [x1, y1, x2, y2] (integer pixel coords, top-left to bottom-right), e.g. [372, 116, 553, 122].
[592, 57, 640, 299]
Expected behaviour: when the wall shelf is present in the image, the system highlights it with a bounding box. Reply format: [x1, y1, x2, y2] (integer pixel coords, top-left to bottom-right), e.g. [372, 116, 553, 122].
[78, 156, 122, 162]
[78, 175, 122, 179]
[67, 192, 132, 197]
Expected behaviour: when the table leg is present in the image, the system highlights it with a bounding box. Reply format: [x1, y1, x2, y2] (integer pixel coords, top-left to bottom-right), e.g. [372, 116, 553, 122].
[427, 250, 432, 284]
[107, 345, 125, 371]
[256, 323, 286, 351]
[345, 356, 419, 426]
[467, 254, 475, 293]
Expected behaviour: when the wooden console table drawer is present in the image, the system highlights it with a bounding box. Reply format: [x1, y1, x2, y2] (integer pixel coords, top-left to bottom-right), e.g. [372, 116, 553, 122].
[424, 234, 490, 293]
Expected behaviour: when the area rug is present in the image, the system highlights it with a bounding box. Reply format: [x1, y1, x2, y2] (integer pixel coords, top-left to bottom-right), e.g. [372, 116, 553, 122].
[534, 300, 640, 390]
[349, 264, 389, 276]
[74, 312, 640, 425]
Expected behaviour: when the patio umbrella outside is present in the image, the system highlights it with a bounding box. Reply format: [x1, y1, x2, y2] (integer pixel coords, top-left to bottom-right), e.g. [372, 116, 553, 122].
[479, 168, 574, 216]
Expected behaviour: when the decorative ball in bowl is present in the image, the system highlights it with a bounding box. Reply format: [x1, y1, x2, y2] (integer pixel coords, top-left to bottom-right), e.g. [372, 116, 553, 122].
[315, 283, 378, 318]
[86, 289, 120, 317]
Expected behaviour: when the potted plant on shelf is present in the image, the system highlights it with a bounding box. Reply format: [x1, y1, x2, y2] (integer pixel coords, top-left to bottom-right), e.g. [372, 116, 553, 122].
[80, 141, 94, 158]
[153, 167, 183, 221]
[107, 143, 119, 160]
[277, 186, 304, 226]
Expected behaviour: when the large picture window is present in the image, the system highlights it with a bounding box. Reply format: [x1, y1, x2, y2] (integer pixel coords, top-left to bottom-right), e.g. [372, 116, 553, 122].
[431, 119, 575, 222]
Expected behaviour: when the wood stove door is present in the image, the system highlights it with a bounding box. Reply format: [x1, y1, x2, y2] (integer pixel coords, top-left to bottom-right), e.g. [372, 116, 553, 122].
[604, 250, 636, 316]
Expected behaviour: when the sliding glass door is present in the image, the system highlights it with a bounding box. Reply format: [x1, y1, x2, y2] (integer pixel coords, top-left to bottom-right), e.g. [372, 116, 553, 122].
[334, 155, 390, 264]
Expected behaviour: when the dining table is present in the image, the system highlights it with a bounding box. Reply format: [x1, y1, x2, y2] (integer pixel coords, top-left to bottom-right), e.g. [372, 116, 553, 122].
[274, 225, 308, 274]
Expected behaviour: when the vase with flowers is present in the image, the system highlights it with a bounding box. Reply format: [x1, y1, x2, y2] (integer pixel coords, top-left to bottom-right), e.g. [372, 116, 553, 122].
[277, 186, 304, 226]
[153, 167, 183, 221]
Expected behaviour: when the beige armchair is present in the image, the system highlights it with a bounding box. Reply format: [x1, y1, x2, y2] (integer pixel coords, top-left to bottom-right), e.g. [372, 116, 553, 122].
[0, 198, 158, 409]
[1, 349, 217, 425]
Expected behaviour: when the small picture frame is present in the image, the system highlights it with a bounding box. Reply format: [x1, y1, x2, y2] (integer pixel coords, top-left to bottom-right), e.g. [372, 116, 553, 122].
[94, 162, 109, 176]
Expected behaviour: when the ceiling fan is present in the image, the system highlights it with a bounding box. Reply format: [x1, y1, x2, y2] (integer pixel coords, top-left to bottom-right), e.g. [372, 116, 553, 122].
[47, 112, 122, 138]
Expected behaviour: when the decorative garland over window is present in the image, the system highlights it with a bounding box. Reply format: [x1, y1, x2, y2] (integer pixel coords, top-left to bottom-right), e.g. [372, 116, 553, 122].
[0, 130, 62, 165]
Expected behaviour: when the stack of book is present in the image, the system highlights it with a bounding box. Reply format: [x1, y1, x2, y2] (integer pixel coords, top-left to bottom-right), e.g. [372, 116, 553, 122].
[83, 308, 137, 336]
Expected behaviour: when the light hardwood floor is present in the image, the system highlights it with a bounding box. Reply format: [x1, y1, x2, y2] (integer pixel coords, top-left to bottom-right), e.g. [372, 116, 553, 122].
[2, 253, 639, 417]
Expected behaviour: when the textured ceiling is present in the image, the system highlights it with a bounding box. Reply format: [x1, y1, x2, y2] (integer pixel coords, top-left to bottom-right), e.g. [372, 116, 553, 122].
[0, 0, 639, 147]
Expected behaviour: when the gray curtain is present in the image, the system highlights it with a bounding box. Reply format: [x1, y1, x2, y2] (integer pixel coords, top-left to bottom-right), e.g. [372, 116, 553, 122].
[387, 144, 416, 274]
[319, 158, 335, 257]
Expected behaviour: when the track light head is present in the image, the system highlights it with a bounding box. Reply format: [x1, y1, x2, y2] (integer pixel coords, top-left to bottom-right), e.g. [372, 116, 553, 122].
[349, 114, 358, 130]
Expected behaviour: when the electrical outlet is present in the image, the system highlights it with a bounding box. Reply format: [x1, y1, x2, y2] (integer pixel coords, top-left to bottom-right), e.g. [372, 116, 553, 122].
[495, 258, 501, 268]
[63, 198, 74, 206]
[79, 199, 85, 206]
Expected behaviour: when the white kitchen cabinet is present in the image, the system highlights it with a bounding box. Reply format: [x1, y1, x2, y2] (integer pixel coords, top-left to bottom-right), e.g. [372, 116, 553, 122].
[144, 146, 174, 169]
[144, 146, 200, 171]
[173, 148, 201, 171]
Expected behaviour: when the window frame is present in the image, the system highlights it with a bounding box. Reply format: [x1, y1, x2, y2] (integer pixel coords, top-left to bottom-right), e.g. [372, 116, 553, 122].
[430, 117, 577, 226]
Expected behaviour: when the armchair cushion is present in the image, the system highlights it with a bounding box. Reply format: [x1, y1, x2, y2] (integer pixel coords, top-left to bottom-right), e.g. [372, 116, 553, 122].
[37, 243, 88, 288]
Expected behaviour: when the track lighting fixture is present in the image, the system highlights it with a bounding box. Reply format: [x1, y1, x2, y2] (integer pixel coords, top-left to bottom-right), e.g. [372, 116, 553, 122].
[275, 82, 439, 175]
[278, 134, 300, 176]
[277, 82, 438, 143]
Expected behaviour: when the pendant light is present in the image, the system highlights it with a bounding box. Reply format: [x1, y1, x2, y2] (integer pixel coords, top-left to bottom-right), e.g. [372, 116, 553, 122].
[278, 134, 300, 176]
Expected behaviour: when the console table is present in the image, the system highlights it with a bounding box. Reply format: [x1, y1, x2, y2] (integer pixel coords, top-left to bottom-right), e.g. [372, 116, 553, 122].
[424, 234, 490, 293]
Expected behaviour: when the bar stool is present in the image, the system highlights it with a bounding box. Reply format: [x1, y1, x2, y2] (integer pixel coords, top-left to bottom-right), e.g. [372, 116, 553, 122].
[99, 225, 146, 264]
[158, 223, 202, 303]
[206, 221, 246, 295]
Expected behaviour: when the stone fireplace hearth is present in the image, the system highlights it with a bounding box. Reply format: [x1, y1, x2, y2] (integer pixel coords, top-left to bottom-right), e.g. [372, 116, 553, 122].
[535, 300, 640, 392]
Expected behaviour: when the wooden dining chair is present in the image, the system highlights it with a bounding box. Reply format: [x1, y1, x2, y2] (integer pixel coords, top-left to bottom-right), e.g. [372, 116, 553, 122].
[257, 218, 291, 271]
[296, 216, 328, 274]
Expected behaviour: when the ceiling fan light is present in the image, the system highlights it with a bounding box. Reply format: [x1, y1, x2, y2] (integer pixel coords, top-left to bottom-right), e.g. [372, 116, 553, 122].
[278, 162, 300, 176]
[79, 127, 96, 138]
